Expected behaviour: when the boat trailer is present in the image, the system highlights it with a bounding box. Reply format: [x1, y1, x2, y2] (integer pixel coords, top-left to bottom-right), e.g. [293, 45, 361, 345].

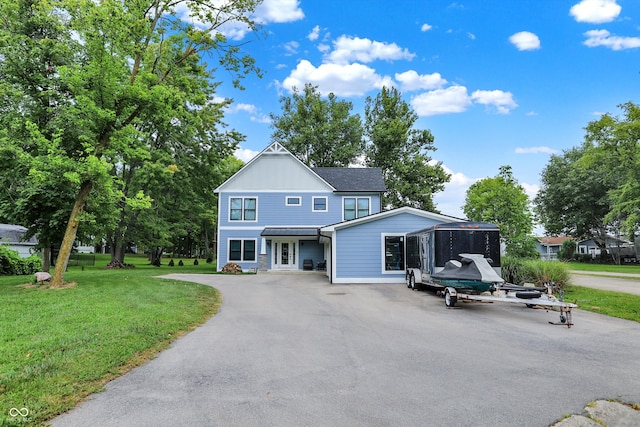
[438, 282, 577, 328]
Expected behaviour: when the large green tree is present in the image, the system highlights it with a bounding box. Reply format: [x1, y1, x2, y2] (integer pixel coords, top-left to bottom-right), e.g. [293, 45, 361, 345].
[534, 102, 640, 259]
[364, 87, 450, 210]
[582, 102, 640, 237]
[0, 0, 262, 286]
[270, 83, 364, 167]
[534, 146, 613, 248]
[463, 166, 537, 258]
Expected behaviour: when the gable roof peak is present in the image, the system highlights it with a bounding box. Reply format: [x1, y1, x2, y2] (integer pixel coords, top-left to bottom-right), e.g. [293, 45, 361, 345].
[263, 141, 290, 155]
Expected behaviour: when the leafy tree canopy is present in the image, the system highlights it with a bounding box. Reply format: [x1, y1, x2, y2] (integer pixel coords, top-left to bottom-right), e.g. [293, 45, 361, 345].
[534, 145, 613, 246]
[270, 83, 364, 167]
[463, 166, 537, 258]
[0, 0, 263, 286]
[363, 86, 450, 211]
[582, 101, 640, 237]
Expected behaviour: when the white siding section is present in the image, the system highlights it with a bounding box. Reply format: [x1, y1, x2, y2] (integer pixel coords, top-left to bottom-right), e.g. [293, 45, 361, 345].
[220, 155, 333, 192]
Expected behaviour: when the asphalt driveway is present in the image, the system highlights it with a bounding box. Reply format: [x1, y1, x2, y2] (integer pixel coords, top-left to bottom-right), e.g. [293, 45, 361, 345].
[52, 272, 640, 427]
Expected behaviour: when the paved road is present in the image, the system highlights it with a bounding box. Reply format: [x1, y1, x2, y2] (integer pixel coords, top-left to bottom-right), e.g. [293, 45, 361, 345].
[570, 271, 640, 296]
[52, 273, 640, 427]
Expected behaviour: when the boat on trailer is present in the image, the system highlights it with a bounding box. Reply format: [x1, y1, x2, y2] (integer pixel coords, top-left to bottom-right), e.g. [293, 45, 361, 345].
[405, 222, 577, 327]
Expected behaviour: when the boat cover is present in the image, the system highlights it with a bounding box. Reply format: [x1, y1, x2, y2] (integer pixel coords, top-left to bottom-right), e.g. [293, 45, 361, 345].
[431, 253, 504, 283]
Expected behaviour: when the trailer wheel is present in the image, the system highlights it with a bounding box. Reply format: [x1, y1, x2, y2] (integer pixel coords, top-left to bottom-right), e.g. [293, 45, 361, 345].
[409, 273, 417, 290]
[445, 289, 457, 308]
[406, 273, 412, 288]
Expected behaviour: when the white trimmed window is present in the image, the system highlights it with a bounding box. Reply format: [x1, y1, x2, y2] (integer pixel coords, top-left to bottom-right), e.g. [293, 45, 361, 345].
[382, 234, 405, 272]
[312, 196, 328, 212]
[343, 197, 370, 220]
[286, 196, 302, 206]
[229, 197, 257, 221]
[228, 239, 257, 262]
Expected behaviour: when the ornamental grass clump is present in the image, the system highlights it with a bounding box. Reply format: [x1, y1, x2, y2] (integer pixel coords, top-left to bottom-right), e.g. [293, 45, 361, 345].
[502, 256, 571, 289]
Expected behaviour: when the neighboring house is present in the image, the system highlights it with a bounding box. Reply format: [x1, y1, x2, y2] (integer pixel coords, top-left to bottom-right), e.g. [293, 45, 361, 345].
[577, 239, 601, 259]
[214, 142, 461, 283]
[0, 224, 38, 258]
[536, 236, 574, 260]
[539, 236, 636, 261]
[579, 237, 637, 262]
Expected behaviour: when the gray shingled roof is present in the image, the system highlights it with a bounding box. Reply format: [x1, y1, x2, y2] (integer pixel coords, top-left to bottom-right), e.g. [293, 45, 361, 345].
[312, 167, 386, 192]
[0, 224, 37, 244]
[261, 227, 319, 237]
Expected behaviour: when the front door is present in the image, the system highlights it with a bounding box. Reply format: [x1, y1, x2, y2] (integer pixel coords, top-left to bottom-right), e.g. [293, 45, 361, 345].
[272, 240, 298, 270]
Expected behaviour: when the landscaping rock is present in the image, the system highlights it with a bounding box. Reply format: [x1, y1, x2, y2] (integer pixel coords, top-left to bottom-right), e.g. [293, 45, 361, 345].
[553, 401, 640, 427]
[34, 272, 52, 283]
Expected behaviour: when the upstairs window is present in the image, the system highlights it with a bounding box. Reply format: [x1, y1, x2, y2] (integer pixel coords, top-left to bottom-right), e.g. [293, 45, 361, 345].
[313, 197, 328, 212]
[344, 197, 370, 220]
[230, 197, 257, 221]
[286, 196, 301, 206]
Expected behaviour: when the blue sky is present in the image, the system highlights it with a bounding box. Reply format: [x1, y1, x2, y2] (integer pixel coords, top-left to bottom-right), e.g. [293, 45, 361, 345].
[206, 0, 640, 219]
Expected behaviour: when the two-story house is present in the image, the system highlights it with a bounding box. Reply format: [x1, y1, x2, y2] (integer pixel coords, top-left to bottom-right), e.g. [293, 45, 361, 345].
[214, 142, 460, 283]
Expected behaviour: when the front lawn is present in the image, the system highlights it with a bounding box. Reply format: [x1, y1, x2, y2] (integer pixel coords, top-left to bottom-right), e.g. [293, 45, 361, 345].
[566, 262, 640, 275]
[0, 255, 220, 426]
[563, 285, 640, 323]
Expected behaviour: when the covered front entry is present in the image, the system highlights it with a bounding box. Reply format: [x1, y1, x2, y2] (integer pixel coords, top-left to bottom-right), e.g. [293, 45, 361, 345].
[271, 239, 298, 271]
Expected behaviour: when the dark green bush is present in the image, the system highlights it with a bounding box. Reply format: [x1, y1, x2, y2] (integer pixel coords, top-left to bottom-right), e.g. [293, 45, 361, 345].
[0, 245, 42, 276]
[558, 239, 577, 261]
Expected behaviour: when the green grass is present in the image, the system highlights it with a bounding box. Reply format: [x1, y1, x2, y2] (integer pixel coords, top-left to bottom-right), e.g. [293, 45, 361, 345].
[566, 262, 640, 275]
[561, 262, 640, 322]
[0, 254, 221, 426]
[564, 285, 640, 322]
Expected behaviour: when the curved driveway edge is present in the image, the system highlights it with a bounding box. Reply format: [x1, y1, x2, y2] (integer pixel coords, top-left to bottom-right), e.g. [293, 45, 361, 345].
[570, 271, 640, 296]
[52, 273, 640, 427]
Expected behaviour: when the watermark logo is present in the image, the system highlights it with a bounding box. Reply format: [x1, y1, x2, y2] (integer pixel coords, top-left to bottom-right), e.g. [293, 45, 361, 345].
[9, 407, 29, 418]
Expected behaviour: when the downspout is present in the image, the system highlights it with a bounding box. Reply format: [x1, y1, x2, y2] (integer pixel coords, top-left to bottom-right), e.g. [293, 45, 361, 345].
[318, 229, 333, 284]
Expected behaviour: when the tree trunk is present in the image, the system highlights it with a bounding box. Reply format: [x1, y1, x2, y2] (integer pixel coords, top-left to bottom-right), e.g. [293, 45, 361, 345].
[150, 246, 163, 266]
[51, 180, 93, 287]
[41, 243, 51, 272]
[115, 242, 126, 264]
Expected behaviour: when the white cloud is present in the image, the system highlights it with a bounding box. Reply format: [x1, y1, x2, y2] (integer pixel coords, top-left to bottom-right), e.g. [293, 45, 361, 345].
[227, 103, 269, 123]
[583, 29, 640, 50]
[234, 147, 260, 163]
[432, 163, 479, 218]
[509, 31, 541, 51]
[308, 25, 320, 41]
[521, 182, 540, 202]
[250, 114, 271, 124]
[283, 41, 300, 55]
[411, 86, 473, 116]
[395, 70, 447, 91]
[172, 0, 304, 41]
[325, 36, 415, 65]
[254, 0, 304, 23]
[421, 23, 433, 32]
[467, 32, 476, 40]
[515, 146, 559, 154]
[570, 0, 621, 24]
[280, 59, 394, 97]
[229, 103, 257, 114]
[317, 43, 331, 53]
[471, 90, 518, 114]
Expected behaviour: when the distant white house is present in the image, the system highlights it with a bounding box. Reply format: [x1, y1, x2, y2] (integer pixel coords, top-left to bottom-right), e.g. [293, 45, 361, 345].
[0, 224, 38, 258]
